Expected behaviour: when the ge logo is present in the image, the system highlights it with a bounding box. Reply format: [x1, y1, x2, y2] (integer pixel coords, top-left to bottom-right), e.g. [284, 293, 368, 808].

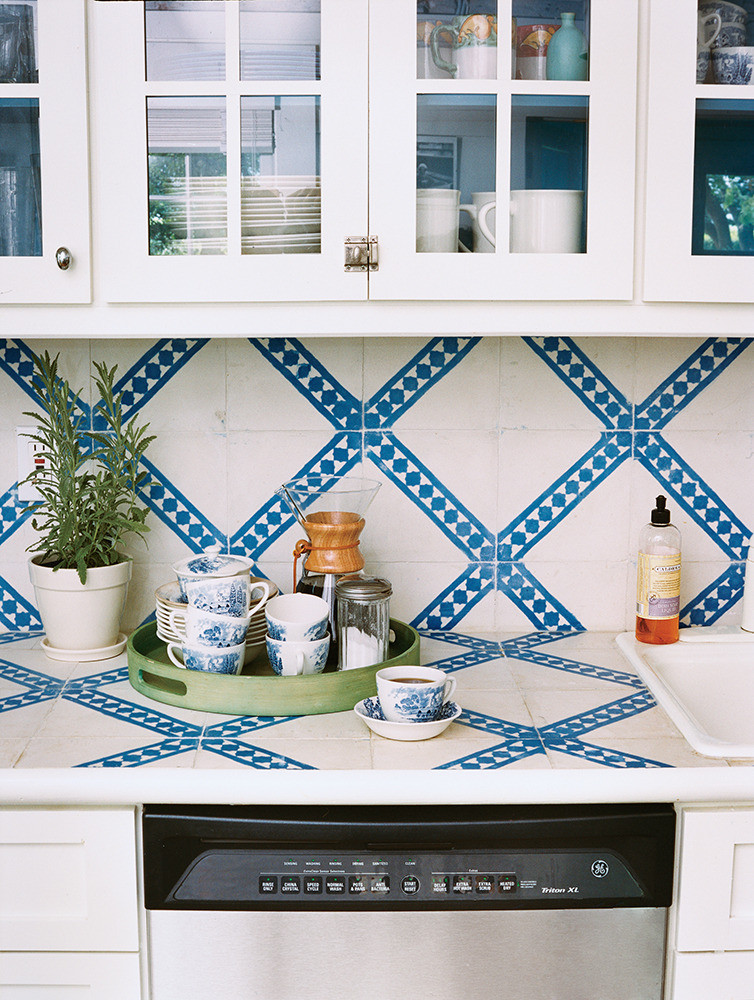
[591, 860, 609, 878]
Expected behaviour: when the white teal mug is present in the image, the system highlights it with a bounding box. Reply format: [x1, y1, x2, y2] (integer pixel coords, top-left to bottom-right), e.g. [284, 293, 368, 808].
[509, 189, 584, 253]
[459, 192, 496, 252]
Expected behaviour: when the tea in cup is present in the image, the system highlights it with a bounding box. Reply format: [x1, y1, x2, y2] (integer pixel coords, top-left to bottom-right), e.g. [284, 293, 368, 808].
[376, 665, 457, 723]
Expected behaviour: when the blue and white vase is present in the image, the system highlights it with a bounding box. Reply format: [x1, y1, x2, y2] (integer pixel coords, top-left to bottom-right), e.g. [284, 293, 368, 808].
[546, 12, 588, 81]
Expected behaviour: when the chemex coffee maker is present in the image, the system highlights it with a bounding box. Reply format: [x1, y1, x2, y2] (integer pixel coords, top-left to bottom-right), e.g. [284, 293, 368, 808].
[277, 475, 381, 646]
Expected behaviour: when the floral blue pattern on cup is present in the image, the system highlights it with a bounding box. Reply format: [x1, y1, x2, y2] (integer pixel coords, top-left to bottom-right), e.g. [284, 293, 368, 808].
[376, 665, 457, 723]
[167, 640, 245, 674]
[265, 593, 329, 642]
[363, 695, 457, 723]
[266, 633, 330, 676]
[176, 605, 251, 647]
[185, 576, 251, 617]
[713, 46, 754, 83]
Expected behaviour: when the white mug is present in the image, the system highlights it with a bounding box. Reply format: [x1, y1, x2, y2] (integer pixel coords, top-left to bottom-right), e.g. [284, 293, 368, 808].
[416, 188, 460, 253]
[698, 11, 722, 49]
[459, 192, 496, 252]
[509, 189, 584, 254]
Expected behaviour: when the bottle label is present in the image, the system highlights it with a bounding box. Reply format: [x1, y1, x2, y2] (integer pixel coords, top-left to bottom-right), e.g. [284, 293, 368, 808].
[637, 553, 681, 619]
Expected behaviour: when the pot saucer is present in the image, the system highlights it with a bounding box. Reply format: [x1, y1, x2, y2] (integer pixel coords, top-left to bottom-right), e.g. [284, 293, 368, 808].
[41, 633, 128, 662]
[354, 696, 461, 741]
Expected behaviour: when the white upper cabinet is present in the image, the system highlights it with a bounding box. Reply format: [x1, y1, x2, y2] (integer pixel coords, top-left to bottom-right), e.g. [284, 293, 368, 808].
[0, 0, 90, 302]
[644, 0, 754, 302]
[91, 0, 637, 304]
[92, 0, 369, 303]
[369, 0, 638, 301]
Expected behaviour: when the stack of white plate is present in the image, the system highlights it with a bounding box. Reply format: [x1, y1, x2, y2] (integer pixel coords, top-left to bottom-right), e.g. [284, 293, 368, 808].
[155, 577, 278, 665]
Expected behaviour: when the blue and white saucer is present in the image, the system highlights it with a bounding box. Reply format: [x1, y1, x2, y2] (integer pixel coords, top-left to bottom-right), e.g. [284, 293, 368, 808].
[354, 696, 461, 741]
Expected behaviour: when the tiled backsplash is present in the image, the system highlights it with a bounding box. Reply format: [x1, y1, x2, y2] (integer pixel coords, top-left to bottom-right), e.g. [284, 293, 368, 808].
[0, 336, 751, 635]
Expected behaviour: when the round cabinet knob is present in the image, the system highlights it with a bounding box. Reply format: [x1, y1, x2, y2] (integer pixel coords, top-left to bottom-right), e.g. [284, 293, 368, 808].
[55, 247, 72, 271]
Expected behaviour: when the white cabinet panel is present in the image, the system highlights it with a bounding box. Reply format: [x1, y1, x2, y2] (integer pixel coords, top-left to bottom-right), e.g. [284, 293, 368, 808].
[673, 951, 754, 1000]
[91, 0, 369, 303]
[676, 808, 754, 953]
[1, 0, 91, 302]
[0, 953, 142, 999]
[0, 808, 139, 952]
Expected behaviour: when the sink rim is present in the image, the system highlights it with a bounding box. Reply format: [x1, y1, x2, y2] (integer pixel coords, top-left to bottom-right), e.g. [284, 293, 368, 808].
[616, 631, 754, 760]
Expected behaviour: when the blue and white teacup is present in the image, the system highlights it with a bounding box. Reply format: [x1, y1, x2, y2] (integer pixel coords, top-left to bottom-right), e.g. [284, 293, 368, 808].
[185, 576, 269, 618]
[169, 605, 251, 648]
[375, 665, 457, 724]
[167, 639, 246, 674]
[265, 593, 329, 642]
[173, 549, 253, 601]
[266, 633, 330, 676]
[712, 45, 754, 83]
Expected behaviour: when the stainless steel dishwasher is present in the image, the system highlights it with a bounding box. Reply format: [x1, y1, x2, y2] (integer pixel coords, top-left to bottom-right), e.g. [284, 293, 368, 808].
[143, 803, 675, 1000]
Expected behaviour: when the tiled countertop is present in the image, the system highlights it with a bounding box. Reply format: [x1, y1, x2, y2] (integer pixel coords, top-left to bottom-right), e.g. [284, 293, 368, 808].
[1, 628, 753, 806]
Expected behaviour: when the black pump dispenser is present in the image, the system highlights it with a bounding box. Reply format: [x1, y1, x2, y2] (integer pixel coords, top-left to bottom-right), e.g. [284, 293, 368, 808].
[651, 495, 670, 526]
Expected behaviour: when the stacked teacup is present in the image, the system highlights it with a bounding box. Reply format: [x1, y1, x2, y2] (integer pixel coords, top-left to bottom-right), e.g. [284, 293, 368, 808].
[166, 552, 270, 674]
[701, 2, 754, 84]
[265, 593, 330, 676]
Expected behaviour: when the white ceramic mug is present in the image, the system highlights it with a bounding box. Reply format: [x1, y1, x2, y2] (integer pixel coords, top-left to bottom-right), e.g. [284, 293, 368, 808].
[376, 665, 457, 724]
[430, 14, 497, 80]
[459, 192, 496, 252]
[509, 189, 584, 253]
[417, 188, 460, 253]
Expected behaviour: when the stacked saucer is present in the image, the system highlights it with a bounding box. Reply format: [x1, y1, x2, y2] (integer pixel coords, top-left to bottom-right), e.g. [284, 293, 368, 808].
[155, 577, 277, 665]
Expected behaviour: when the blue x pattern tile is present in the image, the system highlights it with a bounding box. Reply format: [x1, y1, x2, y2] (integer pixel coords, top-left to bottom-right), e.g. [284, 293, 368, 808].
[0, 630, 671, 769]
[0, 335, 751, 633]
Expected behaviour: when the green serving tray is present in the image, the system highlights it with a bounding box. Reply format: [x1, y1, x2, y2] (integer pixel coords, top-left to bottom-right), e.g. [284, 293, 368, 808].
[127, 619, 420, 717]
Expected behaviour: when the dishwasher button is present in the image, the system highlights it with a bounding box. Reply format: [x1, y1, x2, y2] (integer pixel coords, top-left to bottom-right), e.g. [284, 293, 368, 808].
[371, 876, 390, 894]
[498, 875, 518, 893]
[431, 876, 450, 894]
[401, 875, 420, 895]
[303, 877, 323, 894]
[475, 875, 494, 894]
[281, 876, 300, 894]
[325, 876, 346, 894]
[452, 875, 473, 894]
[349, 876, 367, 894]
[259, 876, 278, 894]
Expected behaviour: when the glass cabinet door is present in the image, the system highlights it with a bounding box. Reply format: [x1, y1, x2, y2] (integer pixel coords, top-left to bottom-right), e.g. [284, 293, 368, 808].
[94, 0, 368, 303]
[1, 0, 90, 302]
[369, 0, 637, 300]
[645, 0, 754, 302]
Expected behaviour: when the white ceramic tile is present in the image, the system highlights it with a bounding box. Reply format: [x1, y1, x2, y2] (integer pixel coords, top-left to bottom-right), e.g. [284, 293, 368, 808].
[635, 338, 754, 432]
[546, 738, 727, 769]
[449, 658, 519, 692]
[226, 338, 364, 432]
[0, 739, 27, 766]
[195, 737, 372, 770]
[369, 735, 551, 770]
[499, 338, 627, 432]
[22, 340, 93, 409]
[14, 736, 189, 768]
[364, 337, 500, 431]
[524, 688, 680, 740]
[507, 654, 638, 694]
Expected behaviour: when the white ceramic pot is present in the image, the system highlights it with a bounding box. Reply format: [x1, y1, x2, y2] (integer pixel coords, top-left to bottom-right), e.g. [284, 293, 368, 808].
[29, 555, 132, 656]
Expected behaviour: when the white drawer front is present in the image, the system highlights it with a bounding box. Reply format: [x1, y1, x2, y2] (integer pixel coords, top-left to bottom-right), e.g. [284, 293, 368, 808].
[677, 808, 754, 953]
[0, 808, 139, 952]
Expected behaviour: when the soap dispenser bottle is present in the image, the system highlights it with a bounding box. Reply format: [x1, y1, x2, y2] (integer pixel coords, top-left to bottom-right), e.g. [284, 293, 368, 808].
[636, 495, 681, 644]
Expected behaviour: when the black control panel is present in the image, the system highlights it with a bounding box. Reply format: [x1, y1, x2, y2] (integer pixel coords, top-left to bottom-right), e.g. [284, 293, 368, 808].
[170, 848, 643, 906]
[143, 804, 676, 911]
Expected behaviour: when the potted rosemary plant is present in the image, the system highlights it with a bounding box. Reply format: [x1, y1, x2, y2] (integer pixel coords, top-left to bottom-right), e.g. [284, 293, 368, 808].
[23, 352, 155, 659]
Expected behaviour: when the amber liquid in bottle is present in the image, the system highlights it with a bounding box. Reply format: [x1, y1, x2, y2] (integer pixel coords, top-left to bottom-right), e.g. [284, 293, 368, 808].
[635, 614, 679, 645]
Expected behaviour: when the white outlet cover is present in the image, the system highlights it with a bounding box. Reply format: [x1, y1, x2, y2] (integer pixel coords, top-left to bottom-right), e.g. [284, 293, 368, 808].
[16, 426, 41, 503]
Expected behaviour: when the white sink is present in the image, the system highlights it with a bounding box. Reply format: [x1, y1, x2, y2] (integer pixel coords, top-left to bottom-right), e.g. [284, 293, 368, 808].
[616, 630, 754, 758]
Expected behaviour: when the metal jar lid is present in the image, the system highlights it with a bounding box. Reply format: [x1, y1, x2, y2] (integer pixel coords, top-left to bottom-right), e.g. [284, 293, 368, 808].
[335, 574, 392, 601]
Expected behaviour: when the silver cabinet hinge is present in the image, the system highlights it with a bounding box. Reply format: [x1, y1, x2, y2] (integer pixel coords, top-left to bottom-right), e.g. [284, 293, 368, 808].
[344, 236, 378, 272]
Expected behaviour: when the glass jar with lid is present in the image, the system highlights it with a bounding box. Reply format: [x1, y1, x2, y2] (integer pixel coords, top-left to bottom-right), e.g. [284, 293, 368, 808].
[335, 575, 392, 671]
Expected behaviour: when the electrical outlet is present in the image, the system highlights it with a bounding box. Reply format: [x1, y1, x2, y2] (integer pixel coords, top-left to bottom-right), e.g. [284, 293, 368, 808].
[16, 427, 46, 503]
